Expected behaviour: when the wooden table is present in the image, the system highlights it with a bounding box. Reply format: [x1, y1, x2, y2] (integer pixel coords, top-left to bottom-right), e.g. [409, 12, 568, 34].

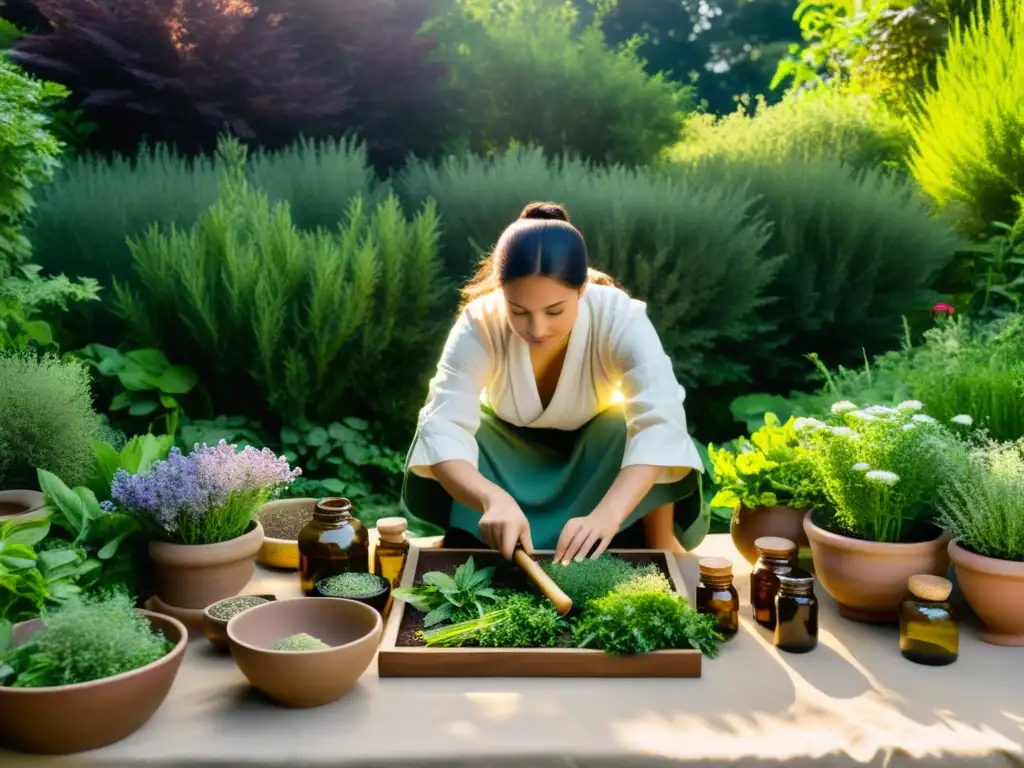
[5, 535, 1023, 767]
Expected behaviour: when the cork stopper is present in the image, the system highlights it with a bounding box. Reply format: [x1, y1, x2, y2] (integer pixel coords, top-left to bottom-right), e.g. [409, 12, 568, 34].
[376, 517, 408, 543]
[698, 557, 732, 577]
[908, 574, 952, 602]
[754, 536, 796, 558]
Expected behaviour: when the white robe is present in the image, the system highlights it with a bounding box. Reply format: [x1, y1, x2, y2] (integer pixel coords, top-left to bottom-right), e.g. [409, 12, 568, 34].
[407, 284, 704, 484]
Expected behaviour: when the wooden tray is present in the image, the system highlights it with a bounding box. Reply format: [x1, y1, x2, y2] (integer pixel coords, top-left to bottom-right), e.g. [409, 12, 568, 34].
[376, 547, 702, 678]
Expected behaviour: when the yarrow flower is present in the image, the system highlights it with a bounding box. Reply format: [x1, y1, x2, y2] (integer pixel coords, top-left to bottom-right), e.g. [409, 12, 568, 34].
[111, 441, 301, 544]
[793, 417, 825, 432]
[865, 470, 900, 486]
[851, 462, 871, 471]
[950, 414, 973, 426]
[897, 400, 924, 412]
[912, 414, 937, 424]
[830, 401, 857, 415]
[830, 426, 854, 437]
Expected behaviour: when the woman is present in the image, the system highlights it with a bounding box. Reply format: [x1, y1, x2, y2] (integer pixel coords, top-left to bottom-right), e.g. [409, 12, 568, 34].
[402, 202, 708, 565]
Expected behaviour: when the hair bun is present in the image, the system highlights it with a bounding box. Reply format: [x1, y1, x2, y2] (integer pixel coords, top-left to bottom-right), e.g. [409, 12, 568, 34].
[519, 201, 570, 223]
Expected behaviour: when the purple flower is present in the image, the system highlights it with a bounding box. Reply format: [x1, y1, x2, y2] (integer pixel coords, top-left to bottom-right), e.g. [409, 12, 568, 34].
[111, 441, 301, 537]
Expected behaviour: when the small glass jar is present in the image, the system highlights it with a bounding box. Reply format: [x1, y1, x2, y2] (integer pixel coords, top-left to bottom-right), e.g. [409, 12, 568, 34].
[297, 497, 369, 595]
[774, 568, 818, 653]
[374, 517, 410, 616]
[899, 574, 958, 666]
[695, 557, 739, 640]
[750, 536, 796, 630]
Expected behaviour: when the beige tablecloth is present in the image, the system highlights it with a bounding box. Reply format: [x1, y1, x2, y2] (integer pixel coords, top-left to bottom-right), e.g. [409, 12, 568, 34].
[5, 534, 1023, 767]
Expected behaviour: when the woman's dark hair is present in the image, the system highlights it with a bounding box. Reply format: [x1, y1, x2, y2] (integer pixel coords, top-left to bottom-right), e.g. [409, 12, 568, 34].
[460, 201, 615, 306]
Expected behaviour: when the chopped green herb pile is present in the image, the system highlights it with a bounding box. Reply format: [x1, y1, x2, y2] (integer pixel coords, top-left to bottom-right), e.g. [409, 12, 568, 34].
[207, 595, 269, 620]
[393, 556, 499, 627]
[272, 633, 331, 651]
[318, 572, 386, 598]
[0, 591, 173, 688]
[406, 555, 723, 658]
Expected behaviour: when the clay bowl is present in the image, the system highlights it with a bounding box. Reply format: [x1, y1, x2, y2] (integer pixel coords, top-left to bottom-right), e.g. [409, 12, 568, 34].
[256, 498, 316, 570]
[0, 611, 188, 755]
[202, 594, 278, 652]
[0, 489, 46, 523]
[313, 572, 390, 615]
[226, 597, 382, 708]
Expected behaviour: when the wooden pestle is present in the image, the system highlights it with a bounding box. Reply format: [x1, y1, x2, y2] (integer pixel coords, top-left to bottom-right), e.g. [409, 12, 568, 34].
[513, 548, 573, 616]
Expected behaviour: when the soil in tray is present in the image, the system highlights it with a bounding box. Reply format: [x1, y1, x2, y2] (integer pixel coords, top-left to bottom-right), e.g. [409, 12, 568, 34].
[395, 550, 670, 648]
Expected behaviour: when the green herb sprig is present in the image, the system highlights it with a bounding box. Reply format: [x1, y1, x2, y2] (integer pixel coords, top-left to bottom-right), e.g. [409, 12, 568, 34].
[392, 556, 499, 627]
[420, 594, 566, 648]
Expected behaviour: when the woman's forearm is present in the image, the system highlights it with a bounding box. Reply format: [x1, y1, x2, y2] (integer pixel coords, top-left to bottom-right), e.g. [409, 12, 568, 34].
[594, 465, 691, 524]
[431, 459, 507, 514]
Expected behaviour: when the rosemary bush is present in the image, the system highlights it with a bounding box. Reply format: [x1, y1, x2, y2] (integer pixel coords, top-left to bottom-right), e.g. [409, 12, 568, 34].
[112, 138, 444, 429]
[939, 438, 1024, 562]
[798, 401, 968, 543]
[908, 0, 1024, 235]
[0, 351, 99, 489]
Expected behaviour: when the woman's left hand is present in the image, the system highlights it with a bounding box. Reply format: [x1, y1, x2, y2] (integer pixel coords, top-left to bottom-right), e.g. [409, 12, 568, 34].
[553, 508, 621, 565]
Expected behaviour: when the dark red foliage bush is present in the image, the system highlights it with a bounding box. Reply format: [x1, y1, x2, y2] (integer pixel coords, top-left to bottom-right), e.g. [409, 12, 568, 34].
[8, 0, 453, 165]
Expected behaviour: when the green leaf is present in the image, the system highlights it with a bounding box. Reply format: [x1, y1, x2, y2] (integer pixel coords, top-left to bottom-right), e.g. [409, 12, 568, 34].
[23, 320, 52, 346]
[37, 548, 79, 571]
[0, 621, 11, 653]
[1, 518, 49, 548]
[128, 400, 159, 416]
[125, 348, 171, 374]
[157, 365, 197, 395]
[306, 427, 329, 447]
[421, 571, 459, 591]
[117, 368, 160, 392]
[280, 426, 300, 445]
[108, 392, 133, 411]
[343, 417, 370, 431]
[47, 580, 81, 600]
[328, 422, 358, 442]
[120, 433, 174, 475]
[159, 395, 179, 409]
[423, 602, 456, 627]
[37, 469, 87, 535]
[319, 478, 347, 493]
[341, 441, 373, 465]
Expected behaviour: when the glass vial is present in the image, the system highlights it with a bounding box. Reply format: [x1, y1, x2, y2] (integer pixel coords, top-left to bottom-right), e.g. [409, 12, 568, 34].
[750, 536, 796, 630]
[695, 557, 739, 640]
[297, 497, 369, 595]
[374, 517, 410, 616]
[774, 568, 818, 654]
[899, 574, 958, 666]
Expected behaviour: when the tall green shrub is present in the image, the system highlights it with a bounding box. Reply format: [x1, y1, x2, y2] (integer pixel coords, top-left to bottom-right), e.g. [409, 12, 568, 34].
[113, 139, 444, 431]
[668, 90, 912, 172]
[909, 0, 1024, 234]
[0, 350, 100, 489]
[398, 147, 779, 387]
[677, 155, 964, 384]
[430, 0, 690, 167]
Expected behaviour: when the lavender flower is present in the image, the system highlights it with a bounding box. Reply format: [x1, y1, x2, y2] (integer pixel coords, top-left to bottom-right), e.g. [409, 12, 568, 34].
[111, 441, 301, 545]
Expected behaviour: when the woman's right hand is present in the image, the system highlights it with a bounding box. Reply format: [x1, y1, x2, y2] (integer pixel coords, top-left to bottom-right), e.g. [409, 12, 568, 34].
[478, 491, 533, 561]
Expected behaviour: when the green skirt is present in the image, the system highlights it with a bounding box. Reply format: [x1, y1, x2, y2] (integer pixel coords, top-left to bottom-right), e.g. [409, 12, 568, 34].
[402, 405, 710, 551]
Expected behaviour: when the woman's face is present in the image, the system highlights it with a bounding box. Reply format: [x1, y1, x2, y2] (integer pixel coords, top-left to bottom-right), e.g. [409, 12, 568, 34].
[502, 275, 584, 350]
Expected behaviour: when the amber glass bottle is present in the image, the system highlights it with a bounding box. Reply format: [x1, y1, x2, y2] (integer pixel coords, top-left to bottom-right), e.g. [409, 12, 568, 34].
[774, 569, 818, 654]
[750, 536, 796, 630]
[695, 557, 739, 640]
[297, 497, 369, 595]
[374, 517, 410, 616]
[899, 574, 958, 666]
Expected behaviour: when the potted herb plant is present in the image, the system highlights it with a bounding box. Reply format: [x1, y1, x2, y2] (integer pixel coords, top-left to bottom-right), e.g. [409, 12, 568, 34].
[0, 591, 188, 755]
[109, 441, 300, 609]
[939, 438, 1024, 646]
[799, 401, 965, 622]
[708, 413, 822, 564]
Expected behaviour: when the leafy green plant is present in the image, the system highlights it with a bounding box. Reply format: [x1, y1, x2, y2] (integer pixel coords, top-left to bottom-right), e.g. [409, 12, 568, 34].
[0, 590, 171, 688]
[429, 0, 690, 166]
[392, 556, 500, 627]
[939, 438, 1024, 561]
[954, 200, 1024, 319]
[574, 571, 722, 657]
[908, 0, 1024, 235]
[421, 593, 566, 648]
[708, 413, 822, 511]
[0, 351, 100, 489]
[800, 400, 968, 542]
[0, 264, 100, 352]
[113, 137, 445, 431]
[540, 555, 644, 607]
[75, 345, 198, 437]
[88, 433, 175, 503]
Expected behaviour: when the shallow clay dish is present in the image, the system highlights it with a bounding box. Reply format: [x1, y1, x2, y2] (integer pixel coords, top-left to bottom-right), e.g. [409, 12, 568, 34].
[202, 594, 277, 652]
[226, 597, 382, 708]
[0, 610, 188, 755]
[313, 572, 390, 615]
[256, 498, 316, 569]
[0, 490, 46, 522]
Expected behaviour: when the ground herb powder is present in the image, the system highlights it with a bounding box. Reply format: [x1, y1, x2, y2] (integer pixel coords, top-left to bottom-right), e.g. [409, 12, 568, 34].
[272, 633, 331, 651]
[318, 572, 385, 598]
[207, 595, 269, 621]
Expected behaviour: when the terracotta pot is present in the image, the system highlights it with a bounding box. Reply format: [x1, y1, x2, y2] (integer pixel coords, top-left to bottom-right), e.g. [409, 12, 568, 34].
[227, 596, 382, 708]
[0, 489, 46, 521]
[0, 610, 187, 755]
[730, 505, 810, 564]
[949, 540, 1024, 646]
[202, 594, 278, 652]
[148, 521, 265, 609]
[803, 511, 951, 623]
